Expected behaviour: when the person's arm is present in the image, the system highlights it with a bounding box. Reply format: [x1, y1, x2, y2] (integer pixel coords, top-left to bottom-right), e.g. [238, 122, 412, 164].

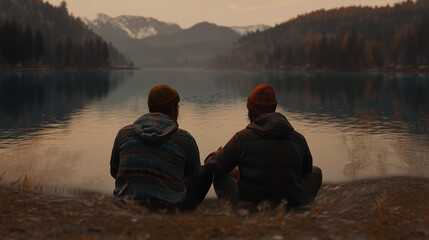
[110, 132, 121, 179]
[183, 135, 201, 181]
[204, 134, 242, 175]
[291, 130, 313, 176]
[301, 136, 313, 176]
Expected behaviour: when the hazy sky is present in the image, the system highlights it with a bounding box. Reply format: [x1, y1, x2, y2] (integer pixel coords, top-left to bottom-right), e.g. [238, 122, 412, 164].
[46, 0, 403, 28]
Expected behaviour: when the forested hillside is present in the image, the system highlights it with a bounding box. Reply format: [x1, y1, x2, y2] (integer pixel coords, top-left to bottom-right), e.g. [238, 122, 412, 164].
[128, 22, 240, 67]
[0, 0, 132, 68]
[213, 0, 429, 70]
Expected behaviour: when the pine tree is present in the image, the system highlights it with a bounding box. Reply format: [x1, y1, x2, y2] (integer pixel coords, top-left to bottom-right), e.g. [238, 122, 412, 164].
[63, 37, 73, 66]
[34, 29, 44, 61]
[102, 41, 109, 66]
[24, 24, 34, 64]
[55, 40, 63, 66]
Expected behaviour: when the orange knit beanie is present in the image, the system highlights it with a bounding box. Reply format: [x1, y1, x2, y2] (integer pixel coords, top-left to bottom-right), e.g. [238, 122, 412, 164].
[247, 84, 277, 116]
[148, 85, 180, 112]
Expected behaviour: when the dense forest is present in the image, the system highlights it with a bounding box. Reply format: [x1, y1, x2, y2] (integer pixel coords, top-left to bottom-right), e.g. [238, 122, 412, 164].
[213, 0, 429, 70]
[0, 0, 133, 68]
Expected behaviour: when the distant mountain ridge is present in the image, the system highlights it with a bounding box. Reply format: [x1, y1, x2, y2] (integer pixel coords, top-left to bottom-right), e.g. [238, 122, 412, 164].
[141, 22, 239, 47]
[84, 14, 270, 67]
[85, 14, 270, 40]
[84, 14, 182, 40]
[230, 25, 271, 36]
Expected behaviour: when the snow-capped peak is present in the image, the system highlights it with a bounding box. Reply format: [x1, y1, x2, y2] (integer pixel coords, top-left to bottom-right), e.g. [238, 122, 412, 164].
[85, 14, 182, 40]
[94, 13, 113, 24]
[230, 25, 271, 35]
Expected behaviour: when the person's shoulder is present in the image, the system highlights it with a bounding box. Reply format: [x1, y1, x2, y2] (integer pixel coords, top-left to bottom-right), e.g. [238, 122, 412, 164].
[174, 129, 199, 153]
[120, 123, 134, 132]
[175, 128, 197, 142]
[236, 128, 250, 137]
[289, 130, 308, 146]
[235, 128, 259, 143]
[176, 128, 193, 137]
[116, 124, 134, 136]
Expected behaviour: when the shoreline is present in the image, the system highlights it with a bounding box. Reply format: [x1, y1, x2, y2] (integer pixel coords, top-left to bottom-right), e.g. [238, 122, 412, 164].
[1, 65, 429, 74]
[208, 66, 429, 73]
[0, 66, 140, 73]
[1, 176, 428, 239]
[1, 174, 420, 199]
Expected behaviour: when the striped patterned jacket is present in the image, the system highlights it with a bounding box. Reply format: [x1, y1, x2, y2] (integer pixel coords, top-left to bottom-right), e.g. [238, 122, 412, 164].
[110, 113, 200, 205]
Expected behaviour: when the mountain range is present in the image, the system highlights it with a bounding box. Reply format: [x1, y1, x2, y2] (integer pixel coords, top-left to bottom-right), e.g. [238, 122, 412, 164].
[84, 14, 270, 67]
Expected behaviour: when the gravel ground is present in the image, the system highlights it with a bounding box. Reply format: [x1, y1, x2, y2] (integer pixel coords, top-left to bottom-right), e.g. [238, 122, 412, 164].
[1, 176, 428, 239]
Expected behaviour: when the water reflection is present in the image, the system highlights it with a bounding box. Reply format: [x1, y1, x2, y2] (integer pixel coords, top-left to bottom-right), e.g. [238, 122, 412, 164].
[0, 71, 132, 144]
[212, 70, 429, 134]
[0, 69, 428, 194]
[210, 70, 429, 181]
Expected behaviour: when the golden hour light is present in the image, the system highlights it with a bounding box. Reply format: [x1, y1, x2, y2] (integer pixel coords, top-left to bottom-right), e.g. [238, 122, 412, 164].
[45, 0, 402, 27]
[1, 0, 429, 239]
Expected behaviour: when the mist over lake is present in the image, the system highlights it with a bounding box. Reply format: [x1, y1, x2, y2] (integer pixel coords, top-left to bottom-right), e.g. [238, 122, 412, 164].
[0, 69, 428, 195]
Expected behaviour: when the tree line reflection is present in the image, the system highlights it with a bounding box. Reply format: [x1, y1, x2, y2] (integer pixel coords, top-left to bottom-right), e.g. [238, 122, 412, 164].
[213, 71, 429, 134]
[0, 71, 132, 142]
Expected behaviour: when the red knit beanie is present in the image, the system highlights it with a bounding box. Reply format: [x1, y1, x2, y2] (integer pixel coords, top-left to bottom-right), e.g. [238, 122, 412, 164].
[247, 84, 277, 116]
[148, 85, 180, 112]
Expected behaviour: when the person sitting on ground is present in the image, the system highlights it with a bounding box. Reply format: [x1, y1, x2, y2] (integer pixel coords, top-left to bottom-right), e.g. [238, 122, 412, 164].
[110, 85, 212, 210]
[204, 84, 322, 207]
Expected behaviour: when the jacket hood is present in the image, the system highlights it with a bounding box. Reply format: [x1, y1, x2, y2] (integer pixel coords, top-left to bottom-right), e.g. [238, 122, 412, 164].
[246, 112, 294, 138]
[134, 113, 178, 146]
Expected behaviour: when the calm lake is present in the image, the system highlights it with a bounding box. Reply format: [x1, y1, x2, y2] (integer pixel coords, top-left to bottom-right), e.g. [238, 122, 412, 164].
[0, 69, 428, 196]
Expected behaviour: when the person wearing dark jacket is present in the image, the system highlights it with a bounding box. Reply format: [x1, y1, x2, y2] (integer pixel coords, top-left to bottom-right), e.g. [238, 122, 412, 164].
[204, 84, 322, 206]
[110, 85, 212, 210]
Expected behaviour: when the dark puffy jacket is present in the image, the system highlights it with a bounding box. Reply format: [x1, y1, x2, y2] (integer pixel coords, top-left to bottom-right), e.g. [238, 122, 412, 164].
[206, 112, 313, 204]
[110, 113, 200, 205]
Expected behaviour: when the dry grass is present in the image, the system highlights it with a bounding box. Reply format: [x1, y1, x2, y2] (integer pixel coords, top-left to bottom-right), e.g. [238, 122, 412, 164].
[417, 104, 429, 134]
[0, 141, 82, 190]
[343, 109, 384, 178]
[1, 177, 428, 239]
[389, 109, 429, 176]
[343, 108, 429, 178]
[343, 133, 373, 177]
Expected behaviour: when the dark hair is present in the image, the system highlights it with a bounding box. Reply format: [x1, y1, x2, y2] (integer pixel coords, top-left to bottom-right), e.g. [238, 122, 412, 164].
[248, 110, 258, 123]
[158, 104, 179, 123]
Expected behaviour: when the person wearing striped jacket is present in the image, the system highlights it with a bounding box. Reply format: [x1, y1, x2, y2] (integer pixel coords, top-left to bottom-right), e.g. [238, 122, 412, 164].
[204, 84, 322, 207]
[110, 85, 212, 210]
